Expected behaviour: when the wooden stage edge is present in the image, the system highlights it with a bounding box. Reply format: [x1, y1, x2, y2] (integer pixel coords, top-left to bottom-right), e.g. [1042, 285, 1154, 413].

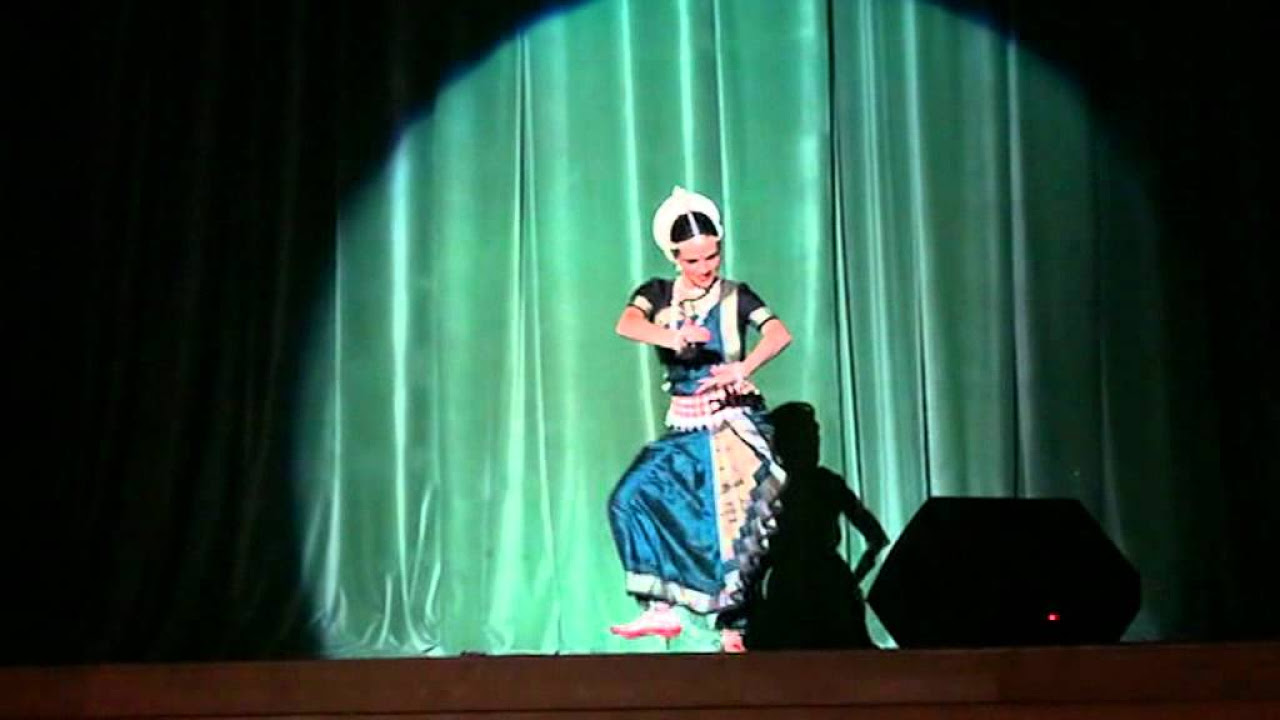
[2, 642, 1277, 719]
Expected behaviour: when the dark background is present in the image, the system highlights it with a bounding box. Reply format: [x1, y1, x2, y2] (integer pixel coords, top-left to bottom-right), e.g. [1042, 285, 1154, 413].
[5, 0, 1274, 663]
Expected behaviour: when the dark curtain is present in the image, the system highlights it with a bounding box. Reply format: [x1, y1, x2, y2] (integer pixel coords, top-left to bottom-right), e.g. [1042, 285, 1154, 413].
[5, 0, 1274, 663]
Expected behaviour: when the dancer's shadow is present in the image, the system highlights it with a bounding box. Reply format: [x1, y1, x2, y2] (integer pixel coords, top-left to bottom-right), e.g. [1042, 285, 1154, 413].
[747, 402, 889, 650]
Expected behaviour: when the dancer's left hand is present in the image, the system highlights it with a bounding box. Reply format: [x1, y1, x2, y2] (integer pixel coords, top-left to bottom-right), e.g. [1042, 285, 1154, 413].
[697, 362, 748, 393]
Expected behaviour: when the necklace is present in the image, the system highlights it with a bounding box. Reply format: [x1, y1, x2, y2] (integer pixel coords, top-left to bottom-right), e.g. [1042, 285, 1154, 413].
[676, 276, 719, 302]
[676, 276, 720, 325]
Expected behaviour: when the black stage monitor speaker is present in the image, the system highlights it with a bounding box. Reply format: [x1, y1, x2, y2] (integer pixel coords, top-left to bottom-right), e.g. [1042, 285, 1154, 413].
[867, 497, 1139, 647]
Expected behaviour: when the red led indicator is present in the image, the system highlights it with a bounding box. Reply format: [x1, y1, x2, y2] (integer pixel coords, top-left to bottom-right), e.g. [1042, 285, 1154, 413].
[1047, 612, 1060, 622]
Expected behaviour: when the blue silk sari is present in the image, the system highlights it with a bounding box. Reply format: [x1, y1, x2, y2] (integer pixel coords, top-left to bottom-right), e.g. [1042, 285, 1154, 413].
[608, 280, 786, 622]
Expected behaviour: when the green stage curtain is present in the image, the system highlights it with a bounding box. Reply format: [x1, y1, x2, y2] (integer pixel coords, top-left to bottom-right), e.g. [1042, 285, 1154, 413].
[294, 0, 1224, 655]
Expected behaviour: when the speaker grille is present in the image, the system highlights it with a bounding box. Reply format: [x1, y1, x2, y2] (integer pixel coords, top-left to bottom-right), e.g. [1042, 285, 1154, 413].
[867, 497, 1140, 647]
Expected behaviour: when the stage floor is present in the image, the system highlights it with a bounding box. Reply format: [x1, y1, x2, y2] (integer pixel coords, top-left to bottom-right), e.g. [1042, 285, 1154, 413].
[2, 642, 1277, 719]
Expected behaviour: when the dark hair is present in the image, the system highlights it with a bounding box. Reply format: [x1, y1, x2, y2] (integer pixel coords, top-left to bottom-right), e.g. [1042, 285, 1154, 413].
[669, 211, 719, 245]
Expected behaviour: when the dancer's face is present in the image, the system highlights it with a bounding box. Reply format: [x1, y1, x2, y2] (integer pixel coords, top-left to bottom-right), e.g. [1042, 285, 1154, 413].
[676, 235, 721, 289]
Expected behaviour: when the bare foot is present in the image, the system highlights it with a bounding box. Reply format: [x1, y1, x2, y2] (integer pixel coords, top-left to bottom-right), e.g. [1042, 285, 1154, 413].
[721, 628, 745, 653]
[610, 603, 682, 639]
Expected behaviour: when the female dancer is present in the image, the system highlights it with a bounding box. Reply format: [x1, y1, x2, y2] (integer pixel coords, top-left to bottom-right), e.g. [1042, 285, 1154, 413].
[607, 186, 792, 652]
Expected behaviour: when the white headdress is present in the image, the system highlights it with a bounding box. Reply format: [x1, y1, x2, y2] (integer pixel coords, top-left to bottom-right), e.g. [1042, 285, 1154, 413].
[651, 186, 723, 263]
